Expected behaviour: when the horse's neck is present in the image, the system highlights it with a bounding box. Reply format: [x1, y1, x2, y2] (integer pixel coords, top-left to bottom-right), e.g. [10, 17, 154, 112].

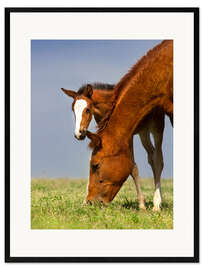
[92, 89, 114, 124]
[101, 41, 173, 148]
[102, 87, 154, 145]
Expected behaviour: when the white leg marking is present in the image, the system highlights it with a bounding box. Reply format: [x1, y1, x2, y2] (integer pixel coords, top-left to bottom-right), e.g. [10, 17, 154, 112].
[74, 99, 87, 138]
[153, 186, 162, 211]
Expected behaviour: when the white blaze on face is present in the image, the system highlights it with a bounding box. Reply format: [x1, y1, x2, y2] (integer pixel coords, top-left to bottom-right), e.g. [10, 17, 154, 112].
[74, 99, 87, 138]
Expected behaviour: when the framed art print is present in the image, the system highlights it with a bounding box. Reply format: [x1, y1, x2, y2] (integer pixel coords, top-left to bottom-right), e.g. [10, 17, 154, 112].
[5, 8, 199, 262]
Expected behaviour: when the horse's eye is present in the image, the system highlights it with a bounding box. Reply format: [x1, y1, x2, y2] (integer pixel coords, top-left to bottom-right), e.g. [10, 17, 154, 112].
[92, 163, 99, 173]
[86, 108, 90, 114]
[99, 180, 104, 183]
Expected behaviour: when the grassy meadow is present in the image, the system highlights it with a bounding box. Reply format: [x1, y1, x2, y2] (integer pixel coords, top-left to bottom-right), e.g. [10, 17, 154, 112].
[31, 178, 173, 229]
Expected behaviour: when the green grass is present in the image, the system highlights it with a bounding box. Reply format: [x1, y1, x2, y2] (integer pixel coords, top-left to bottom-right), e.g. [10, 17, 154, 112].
[31, 178, 173, 229]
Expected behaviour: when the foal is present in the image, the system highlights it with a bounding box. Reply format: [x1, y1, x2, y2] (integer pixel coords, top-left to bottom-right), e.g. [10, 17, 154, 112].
[61, 83, 114, 140]
[85, 40, 173, 211]
[62, 82, 165, 210]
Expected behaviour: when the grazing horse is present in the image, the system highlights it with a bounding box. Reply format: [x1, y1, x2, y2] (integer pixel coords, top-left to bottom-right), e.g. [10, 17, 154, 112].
[62, 81, 166, 210]
[85, 40, 173, 211]
[62, 83, 147, 209]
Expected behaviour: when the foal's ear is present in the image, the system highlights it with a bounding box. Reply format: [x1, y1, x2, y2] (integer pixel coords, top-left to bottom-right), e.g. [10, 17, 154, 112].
[86, 131, 101, 150]
[83, 84, 93, 98]
[61, 88, 77, 99]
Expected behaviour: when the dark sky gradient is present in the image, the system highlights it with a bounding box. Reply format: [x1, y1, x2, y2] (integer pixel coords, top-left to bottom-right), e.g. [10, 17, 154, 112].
[31, 40, 173, 178]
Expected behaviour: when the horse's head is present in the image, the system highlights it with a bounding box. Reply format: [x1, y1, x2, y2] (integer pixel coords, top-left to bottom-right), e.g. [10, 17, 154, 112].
[84, 131, 132, 204]
[61, 85, 94, 140]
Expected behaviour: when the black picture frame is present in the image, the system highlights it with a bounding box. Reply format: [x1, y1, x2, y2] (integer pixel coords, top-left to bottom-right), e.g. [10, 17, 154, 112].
[5, 7, 199, 263]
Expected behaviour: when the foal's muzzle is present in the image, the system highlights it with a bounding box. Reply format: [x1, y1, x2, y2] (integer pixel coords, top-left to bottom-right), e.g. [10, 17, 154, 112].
[74, 129, 87, 140]
[75, 134, 86, 140]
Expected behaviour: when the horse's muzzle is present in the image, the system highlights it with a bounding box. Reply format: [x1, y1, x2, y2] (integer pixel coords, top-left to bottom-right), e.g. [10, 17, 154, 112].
[74, 129, 87, 140]
[83, 198, 105, 206]
[74, 133, 86, 140]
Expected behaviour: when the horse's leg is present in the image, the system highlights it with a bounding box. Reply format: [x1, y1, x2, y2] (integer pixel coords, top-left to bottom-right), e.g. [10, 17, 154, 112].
[150, 115, 165, 211]
[130, 141, 146, 209]
[139, 128, 157, 210]
[139, 128, 156, 177]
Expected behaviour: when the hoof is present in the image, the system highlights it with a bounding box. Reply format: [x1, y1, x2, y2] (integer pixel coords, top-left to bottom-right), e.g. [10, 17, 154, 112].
[152, 206, 161, 212]
[139, 203, 146, 210]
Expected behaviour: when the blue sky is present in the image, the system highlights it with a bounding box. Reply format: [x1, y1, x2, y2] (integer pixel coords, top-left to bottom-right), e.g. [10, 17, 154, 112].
[31, 40, 173, 178]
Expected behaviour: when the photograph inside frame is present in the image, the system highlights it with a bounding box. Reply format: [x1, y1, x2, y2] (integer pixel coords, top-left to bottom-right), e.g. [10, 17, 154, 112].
[31, 39, 173, 229]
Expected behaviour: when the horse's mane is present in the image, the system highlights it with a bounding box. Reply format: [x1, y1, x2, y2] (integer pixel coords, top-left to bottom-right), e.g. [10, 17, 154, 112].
[77, 82, 114, 95]
[97, 40, 170, 135]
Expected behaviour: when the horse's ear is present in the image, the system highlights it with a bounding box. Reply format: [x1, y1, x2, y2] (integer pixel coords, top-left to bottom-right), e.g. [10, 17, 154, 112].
[83, 84, 93, 98]
[86, 131, 101, 150]
[61, 88, 77, 99]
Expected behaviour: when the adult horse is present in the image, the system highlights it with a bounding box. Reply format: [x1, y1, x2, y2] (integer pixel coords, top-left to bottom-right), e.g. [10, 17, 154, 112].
[62, 82, 166, 210]
[85, 40, 173, 211]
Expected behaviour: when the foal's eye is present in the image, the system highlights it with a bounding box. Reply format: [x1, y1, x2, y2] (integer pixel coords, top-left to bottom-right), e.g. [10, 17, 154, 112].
[86, 108, 90, 114]
[99, 180, 104, 184]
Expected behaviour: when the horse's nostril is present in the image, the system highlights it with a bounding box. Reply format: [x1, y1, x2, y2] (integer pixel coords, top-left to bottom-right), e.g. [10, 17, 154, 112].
[80, 134, 86, 140]
[86, 200, 92, 205]
[79, 129, 87, 135]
